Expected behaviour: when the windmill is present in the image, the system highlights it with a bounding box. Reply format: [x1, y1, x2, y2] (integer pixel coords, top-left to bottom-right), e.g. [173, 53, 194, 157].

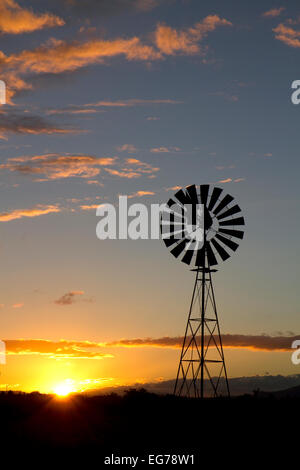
[160, 184, 245, 398]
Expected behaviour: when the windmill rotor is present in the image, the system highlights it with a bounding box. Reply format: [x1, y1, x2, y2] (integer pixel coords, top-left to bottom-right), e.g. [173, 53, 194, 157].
[160, 184, 245, 267]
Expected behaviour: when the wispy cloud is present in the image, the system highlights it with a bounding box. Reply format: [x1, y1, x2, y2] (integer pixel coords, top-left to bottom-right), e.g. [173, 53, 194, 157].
[116, 144, 138, 153]
[218, 178, 232, 183]
[127, 190, 155, 198]
[105, 158, 159, 179]
[0, 204, 61, 222]
[12, 302, 24, 308]
[262, 7, 285, 18]
[80, 204, 101, 210]
[107, 334, 299, 352]
[4, 333, 297, 364]
[0, 153, 116, 180]
[0, 0, 64, 34]
[46, 99, 182, 115]
[154, 15, 232, 55]
[54, 291, 85, 306]
[0, 112, 82, 139]
[5, 338, 112, 359]
[273, 22, 300, 48]
[165, 185, 182, 191]
[1, 16, 231, 100]
[150, 146, 180, 153]
[217, 177, 245, 184]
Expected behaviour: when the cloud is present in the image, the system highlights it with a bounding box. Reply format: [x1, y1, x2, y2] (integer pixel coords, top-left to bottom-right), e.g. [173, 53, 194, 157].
[107, 334, 300, 352]
[0, 153, 116, 180]
[86, 180, 104, 186]
[46, 99, 182, 115]
[80, 204, 100, 210]
[54, 291, 85, 305]
[234, 178, 245, 183]
[127, 190, 155, 198]
[0, 112, 82, 138]
[218, 178, 232, 183]
[1, 17, 231, 100]
[3, 333, 298, 366]
[117, 144, 137, 153]
[0, 204, 61, 222]
[154, 15, 232, 55]
[105, 158, 159, 179]
[273, 22, 300, 48]
[150, 146, 180, 153]
[12, 302, 24, 308]
[0, 0, 64, 34]
[262, 7, 285, 18]
[4, 338, 112, 359]
[165, 185, 182, 191]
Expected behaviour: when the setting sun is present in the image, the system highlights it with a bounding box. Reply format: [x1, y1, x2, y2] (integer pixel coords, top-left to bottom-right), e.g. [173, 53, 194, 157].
[54, 380, 74, 397]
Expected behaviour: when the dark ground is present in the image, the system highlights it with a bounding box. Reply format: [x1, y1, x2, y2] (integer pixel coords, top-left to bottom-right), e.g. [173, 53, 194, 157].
[0, 389, 297, 465]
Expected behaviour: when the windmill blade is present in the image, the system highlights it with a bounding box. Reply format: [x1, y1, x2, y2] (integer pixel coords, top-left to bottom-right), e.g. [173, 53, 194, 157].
[218, 228, 244, 239]
[208, 187, 223, 211]
[217, 204, 241, 220]
[200, 185, 209, 206]
[215, 233, 239, 251]
[206, 241, 218, 266]
[167, 198, 176, 208]
[186, 185, 199, 204]
[163, 237, 178, 248]
[170, 238, 189, 258]
[213, 194, 234, 216]
[211, 238, 230, 261]
[174, 189, 191, 206]
[219, 216, 245, 226]
[181, 241, 196, 265]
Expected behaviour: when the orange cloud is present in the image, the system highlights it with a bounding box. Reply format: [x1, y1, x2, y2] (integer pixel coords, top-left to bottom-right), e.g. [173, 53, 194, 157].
[0, 0, 64, 34]
[105, 168, 140, 178]
[154, 15, 232, 55]
[218, 178, 232, 183]
[0, 17, 231, 100]
[262, 7, 285, 18]
[0, 154, 116, 180]
[80, 204, 100, 210]
[150, 146, 180, 153]
[12, 302, 24, 308]
[0, 204, 61, 222]
[127, 190, 155, 198]
[4, 338, 112, 359]
[105, 158, 159, 179]
[273, 22, 300, 47]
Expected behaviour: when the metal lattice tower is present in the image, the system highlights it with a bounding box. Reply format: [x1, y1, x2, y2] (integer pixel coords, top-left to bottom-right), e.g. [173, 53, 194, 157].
[174, 265, 229, 398]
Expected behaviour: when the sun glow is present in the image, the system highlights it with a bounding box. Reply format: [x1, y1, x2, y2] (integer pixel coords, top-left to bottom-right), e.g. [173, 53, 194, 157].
[53, 379, 74, 397]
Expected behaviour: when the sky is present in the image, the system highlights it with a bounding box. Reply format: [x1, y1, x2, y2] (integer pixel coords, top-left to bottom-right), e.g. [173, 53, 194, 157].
[0, 0, 300, 394]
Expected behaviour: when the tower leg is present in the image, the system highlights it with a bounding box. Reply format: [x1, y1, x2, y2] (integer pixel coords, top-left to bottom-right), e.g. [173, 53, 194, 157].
[174, 268, 230, 398]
